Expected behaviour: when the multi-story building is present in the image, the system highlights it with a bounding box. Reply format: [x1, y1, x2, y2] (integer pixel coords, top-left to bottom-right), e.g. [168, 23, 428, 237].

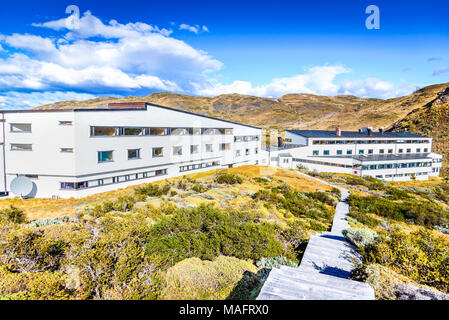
[267, 128, 443, 181]
[0, 102, 265, 198]
[0, 102, 443, 200]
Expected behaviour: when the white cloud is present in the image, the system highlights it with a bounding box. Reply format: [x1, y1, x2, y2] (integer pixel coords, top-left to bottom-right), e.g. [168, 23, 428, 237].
[0, 91, 97, 109]
[179, 23, 209, 34]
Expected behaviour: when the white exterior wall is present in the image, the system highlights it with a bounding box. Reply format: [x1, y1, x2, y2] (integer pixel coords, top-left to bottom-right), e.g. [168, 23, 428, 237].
[1, 106, 264, 199]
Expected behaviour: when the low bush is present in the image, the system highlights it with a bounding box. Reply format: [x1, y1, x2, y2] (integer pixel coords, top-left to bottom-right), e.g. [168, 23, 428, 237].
[255, 256, 298, 269]
[145, 204, 288, 266]
[359, 230, 449, 293]
[0, 206, 26, 224]
[161, 256, 257, 300]
[134, 184, 171, 197]
[215, 173, 243, 185]
[342, 228, 378, 248]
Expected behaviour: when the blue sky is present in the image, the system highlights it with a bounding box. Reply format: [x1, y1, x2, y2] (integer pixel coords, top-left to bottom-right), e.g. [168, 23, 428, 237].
[0, 0, 448, 109]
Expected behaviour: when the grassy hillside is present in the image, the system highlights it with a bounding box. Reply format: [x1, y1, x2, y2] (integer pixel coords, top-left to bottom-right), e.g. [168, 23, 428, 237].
[389, 87, 449, 175]
[0, 166, 341, 300]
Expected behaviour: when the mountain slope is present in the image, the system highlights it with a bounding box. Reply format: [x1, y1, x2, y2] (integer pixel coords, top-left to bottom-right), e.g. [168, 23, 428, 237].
[34, 83, 449, 130]
[389, 87, 449, 174]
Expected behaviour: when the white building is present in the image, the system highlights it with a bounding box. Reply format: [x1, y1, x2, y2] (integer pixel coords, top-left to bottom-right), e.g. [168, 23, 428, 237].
[0, 102, 265, 198]
[267, 128, 443, 181]
[0, 103, 443, 199]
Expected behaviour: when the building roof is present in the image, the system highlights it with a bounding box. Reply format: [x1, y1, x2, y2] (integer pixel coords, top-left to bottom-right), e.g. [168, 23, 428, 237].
[0, 102, 261, 130]
[287, 130, 428, 139]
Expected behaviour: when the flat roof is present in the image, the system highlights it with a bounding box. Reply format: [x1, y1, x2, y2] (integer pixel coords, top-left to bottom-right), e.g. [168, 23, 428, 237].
[288, 129, 428, 139]
[0, 102, 261, 130]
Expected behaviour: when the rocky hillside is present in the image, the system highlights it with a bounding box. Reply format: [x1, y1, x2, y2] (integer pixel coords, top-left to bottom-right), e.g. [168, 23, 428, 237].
[35, 82, 449, 131]
[389, 87, 449, 174]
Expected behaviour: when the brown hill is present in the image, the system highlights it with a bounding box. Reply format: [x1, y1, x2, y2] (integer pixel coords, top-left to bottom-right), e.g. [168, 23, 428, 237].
[35, 83, 449, 131]
[389, 87, 449, 174]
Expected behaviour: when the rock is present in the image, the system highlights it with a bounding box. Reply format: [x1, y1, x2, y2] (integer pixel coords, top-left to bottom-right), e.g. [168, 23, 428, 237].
[394, 284, 449, 300]
[244, 190, 257, 197]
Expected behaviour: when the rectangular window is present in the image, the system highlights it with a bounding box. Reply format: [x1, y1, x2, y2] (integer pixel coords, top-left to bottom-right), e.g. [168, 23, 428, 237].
[219, 143, 231, 151]
[190, 145, 199, 154]
[217, 129, 226, 135]
[203, 128, 215, 135]
[359, 149, 364, 155]
[59, 121, 73, 126]
[128, 149, 140, 160]
[245, 148, 250, 156]
[416, 148, 421, 153]
[11, 144, 32, 151]
[189, 128, 201, 135]
[173, 146, 183, 156]
[368, 149, 374, 154]
[337, 150, 343, 155]
[255, 148, 259, 154]
[346, 150, 353, 155]
[313, 150, 319, 156]
[206, 144, 213, 152]
[61, 182, 75, 189]
[424, 148, 428, 153]
[60, 148, 74, 153]
[91, 127, 117, 136]
[323, 150, 330, 155]
[10, 123, 32, 133]
[225, 129, 233, 135]
[388, 149, 393, 154]
[407, 148, 411, 153]
[379, 149, 384, 154]
[155, 169, 167, 176]
[151, 147, 163, 158]
[171, 128, 188, 135]
[98, 151, 113, 162]
[150, 128, 167, 136]
[124, 127, 144, 136]
[398, 149, 403, 153]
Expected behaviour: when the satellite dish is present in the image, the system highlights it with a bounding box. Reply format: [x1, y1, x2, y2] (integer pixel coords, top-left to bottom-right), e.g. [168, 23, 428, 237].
[10, 175, 34, 198]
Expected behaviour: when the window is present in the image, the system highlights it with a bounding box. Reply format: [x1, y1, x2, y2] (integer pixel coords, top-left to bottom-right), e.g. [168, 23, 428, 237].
[219, 143, 230, 151]
[59, 121, 73, 126]
[128, 149, 140, 160]
[379, 149, 384, 154]
[225, 129, 233, 135]
[203, 128, 215, 135]
[424, 148, 428, 153]
[359, 149, 364, 155]
[124, 127, 144, 136]
[171, 128, 188, 135]
[60, 148, 74, 153]
[217, 129, 226, 135]
[313, 150, 319, 156]
[10, 123, 31, 133]
[189, 128, 201, 135]
[368, 149, 374, 154]
[407, 148, 411, 153]
[61, 182, 75, 189]
[190, 145, 199, 154]
[206, 144, 213, 152]
[173, 146, 183, 156]
[11, 144, 32, 151]
[98, 151, 113, 162]
[150, 128, 167, 136]
[388, 149, 393, 154]
[91, 127, 116, 136]
[255, 148, 259, 154]
[155, 169, 167, 176]
[236, 150, 241, 157]
[153, 147, 163, 158]
[323, 150, 330, 155]
[337, 150, 343, 155]
[416, 148, 421, 153]
[245, 148, 250, 156]
[283, 159, 289, 163]
[346, 150, 353, 155]
[398, 149, 403, 153]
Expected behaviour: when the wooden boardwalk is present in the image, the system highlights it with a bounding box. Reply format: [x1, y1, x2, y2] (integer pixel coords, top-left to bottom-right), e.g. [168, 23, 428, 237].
[257, 176, 375, 300]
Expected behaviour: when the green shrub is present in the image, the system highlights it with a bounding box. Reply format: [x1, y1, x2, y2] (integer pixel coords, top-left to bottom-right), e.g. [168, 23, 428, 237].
[342, 228, 378, 248]
[191, 183, 210, 193]
[359, 230, 449, 293]
[145, 204, 286, 266]
[28, 216, 79, 228]
[0, 206, 26, 224]
[134, 184, 171, 197]
[215, 173, 243, 185]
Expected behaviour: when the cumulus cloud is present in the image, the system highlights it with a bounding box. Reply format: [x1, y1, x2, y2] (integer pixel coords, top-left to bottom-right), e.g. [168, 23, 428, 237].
[433, 67, 449, 76]
[179, 24, 209, 34]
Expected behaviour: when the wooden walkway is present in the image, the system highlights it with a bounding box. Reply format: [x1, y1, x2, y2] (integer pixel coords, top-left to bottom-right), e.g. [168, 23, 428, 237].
[257, 175, 375, 300]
